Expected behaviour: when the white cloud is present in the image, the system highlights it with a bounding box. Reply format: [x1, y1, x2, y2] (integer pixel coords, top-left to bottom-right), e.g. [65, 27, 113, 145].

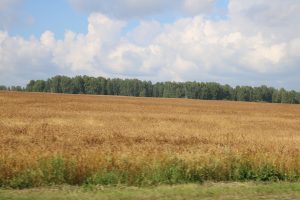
[1, 1, 300, 90]
[182, 0, 215, 15]
[228, 0, 300, 39]
[68, 0, 217, 18]
[127, 20, 162, 45]
[44, 13, 126, 74]
[0, 32, 56, 85]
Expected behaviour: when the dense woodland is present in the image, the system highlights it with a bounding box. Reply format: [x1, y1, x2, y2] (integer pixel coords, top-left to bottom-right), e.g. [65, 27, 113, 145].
[1, 75, 300, 104]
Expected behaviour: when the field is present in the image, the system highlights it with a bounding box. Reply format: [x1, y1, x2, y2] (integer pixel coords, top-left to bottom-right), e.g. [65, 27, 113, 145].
[0, 91, 300, 189]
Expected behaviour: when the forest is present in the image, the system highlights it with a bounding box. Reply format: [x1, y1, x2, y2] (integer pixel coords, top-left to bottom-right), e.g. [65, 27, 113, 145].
[1, 75, 299, 104]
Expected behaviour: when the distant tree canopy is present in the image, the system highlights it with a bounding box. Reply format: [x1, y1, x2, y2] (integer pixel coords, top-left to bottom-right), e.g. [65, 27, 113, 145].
[0, 85, 23, 91]
[1, 75, 299, 104]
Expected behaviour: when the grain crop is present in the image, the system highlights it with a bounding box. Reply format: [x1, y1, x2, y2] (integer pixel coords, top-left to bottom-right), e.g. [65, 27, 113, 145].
[0, 91, 299, 188]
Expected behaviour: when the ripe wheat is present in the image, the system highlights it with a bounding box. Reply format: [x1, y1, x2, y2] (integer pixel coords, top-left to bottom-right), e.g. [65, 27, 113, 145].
[0, 91, 299, 188]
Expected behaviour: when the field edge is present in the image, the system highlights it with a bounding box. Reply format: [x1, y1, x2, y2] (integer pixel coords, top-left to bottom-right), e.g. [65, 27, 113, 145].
[1, 182, 300, 200]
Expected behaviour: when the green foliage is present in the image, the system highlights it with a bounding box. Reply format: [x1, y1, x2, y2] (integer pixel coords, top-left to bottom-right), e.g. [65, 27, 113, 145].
[1, 156, 299, 189]
[22, 75, 300, 104]
[1, 75, 299, 104]
[85, 159, 202, 187]
[8, 169, 43, 189]
[0, 85, 7, 91]
[258, 165, 284, 181]
[86, 170, 126, 186]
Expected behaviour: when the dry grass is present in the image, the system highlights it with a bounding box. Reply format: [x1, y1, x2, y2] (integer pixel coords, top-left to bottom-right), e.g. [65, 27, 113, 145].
[0, 91, 300, 187]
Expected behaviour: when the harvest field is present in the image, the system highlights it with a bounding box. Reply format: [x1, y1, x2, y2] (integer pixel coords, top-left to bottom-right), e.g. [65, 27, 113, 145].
[0, 91, 300, 188]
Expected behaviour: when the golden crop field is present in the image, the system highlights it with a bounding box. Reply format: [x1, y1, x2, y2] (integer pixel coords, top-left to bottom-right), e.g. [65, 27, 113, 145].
[0, 91, 300, 188]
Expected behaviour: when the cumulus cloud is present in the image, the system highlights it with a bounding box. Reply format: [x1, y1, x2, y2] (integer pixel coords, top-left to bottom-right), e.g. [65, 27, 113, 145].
[228, 0, 300, 39]
[0, 31, 56, 85]
[1, 1, 300, 90]
[68, 0, 217, 18]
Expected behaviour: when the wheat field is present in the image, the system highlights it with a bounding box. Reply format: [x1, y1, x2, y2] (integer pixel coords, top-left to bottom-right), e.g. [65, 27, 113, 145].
[0, 91, 300, 188]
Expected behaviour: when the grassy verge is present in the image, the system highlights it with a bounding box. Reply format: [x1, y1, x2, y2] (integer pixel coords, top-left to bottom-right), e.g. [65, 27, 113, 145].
[1, 156, 299, 189]
[1, 182, 300, 200]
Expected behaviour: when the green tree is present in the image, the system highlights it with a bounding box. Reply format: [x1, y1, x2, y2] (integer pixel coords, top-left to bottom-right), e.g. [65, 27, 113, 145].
[26, 80, 36, 92]
[23, 75, 299, 104]
[0, 85, 7, 90]
[32, 80, 46, 92]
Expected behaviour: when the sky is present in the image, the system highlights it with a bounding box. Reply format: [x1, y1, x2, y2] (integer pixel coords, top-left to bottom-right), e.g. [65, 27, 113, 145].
[0, 0, 300, 90]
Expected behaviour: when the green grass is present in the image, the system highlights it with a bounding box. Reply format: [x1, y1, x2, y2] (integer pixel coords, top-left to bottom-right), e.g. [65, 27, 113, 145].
[1, 156, 299, 189]
[0, 182, 300, 200]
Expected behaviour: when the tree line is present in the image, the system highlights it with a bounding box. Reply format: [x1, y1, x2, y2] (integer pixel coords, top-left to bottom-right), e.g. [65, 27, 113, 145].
[1, 75, 299, 104]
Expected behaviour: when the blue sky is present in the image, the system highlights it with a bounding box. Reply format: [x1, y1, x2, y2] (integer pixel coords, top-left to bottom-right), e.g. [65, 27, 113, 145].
[10, 0, 88, 38]
[10, 0, 229, 38]
[1, 0, 300, 90]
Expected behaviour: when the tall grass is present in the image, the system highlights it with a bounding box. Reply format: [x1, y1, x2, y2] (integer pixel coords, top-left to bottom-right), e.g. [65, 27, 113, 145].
[0, 91, 300, 188]
[1, 154, 299, 189]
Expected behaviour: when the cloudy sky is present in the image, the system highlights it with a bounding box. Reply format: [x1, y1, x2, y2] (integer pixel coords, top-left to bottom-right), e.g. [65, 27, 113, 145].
[0, 0, 300, 90]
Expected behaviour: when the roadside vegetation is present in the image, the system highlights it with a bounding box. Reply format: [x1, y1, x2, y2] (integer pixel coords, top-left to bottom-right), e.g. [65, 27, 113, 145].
[1, 182, 300, 200]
